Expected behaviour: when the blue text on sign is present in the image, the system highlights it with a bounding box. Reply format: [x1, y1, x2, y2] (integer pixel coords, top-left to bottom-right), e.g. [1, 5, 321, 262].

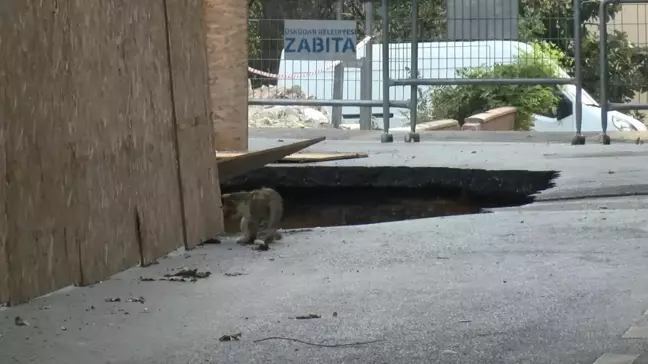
[284, 37, 355, 54]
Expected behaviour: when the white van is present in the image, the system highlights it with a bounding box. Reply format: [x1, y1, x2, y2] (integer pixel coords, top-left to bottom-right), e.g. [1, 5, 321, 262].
[278, 40, 647, 132]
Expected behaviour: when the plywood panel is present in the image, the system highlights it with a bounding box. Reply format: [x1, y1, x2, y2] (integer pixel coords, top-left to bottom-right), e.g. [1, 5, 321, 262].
[0, 2, 9, 305]
[0, 59, 7, 304]
[204, 0, 249, 151]
[3, 0, 79, 304]
[125, 0, 184, 264]
[67, 0, 143, 284]
[68, 0, 185, 275]
[166, 0, 224, 248]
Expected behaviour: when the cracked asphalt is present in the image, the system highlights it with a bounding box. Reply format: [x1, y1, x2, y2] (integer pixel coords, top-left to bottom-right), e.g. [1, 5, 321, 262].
[1, 133, 648, 364]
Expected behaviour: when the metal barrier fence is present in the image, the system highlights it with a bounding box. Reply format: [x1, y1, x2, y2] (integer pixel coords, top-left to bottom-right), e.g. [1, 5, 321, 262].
[247, 0, 648, 144]
[599, 0, 648, 144]
[248, 0, 403, 131]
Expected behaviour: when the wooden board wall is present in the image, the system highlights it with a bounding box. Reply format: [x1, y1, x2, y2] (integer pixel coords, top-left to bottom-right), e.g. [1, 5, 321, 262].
[2, 0, 79, 302]
[204, 0, 249, 151]
[0, 4, 8, 305]
[165, 0, 225, 248]
[0, 0, 221, 304]
[67, 0, 184, 279]
[0, 51, 7, 303]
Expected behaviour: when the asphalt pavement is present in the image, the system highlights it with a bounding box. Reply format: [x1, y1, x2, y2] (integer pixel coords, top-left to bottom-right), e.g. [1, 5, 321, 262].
[1, 132, 648, 364]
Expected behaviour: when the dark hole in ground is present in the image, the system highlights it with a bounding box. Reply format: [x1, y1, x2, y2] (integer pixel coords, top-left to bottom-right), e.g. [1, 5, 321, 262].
[221, 185, 536, 232]
[220, 166, 559, 232]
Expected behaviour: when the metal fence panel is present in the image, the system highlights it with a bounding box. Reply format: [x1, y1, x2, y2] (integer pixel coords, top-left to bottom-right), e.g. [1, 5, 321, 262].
[599, 0, 648, 144]
[246, 0, 648, 143]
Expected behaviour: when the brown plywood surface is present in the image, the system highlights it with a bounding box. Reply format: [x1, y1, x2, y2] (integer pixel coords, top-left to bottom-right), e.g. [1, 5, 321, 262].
[216, 151, 369, 163]
[3, 0, 79, 304]
[0, 67, 7, 304]
[205, 0, 249, 151]
[165, 0, 224, 249]
[124, 0, 184, 265]
[66, 0, 142, 285]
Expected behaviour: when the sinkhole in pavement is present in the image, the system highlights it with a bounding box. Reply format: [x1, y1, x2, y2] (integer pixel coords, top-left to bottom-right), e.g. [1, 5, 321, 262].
[219, 165, 559, 231]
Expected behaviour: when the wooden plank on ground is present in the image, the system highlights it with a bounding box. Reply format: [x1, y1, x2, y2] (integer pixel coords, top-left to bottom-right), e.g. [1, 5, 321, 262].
[216, 151, 368, 164]
[216, 137, 326, 182]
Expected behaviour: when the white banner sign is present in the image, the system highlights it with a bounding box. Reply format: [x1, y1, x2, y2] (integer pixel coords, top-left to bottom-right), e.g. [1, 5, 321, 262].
[283, 19, 357, 61]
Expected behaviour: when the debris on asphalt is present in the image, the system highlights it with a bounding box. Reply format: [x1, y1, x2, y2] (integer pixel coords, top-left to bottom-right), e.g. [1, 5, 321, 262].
[159, 277, 190, 283]
[14, 316, 29, 326]
[295, 313, 321, 320]
[165, 268, 211, 279]
[40, 305, 51, 310]
[332, 312, 338, 317]
[219, 332, 242, 341]
[139, 277, 156, 282]
[254, 336, 384, 347]
[224, 272, 246, 277]
[60, 326, 67, 331]
[105, 297, 121, 303]
[126, 296, 145, 304]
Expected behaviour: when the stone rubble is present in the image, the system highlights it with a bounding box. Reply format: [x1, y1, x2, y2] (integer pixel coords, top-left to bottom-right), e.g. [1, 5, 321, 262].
[248, 81, 333, 129]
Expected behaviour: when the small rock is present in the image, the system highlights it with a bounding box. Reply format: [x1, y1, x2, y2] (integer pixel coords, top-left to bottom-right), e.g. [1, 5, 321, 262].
[126, 296, 145, 304]
[60, 326, 67, 331]
[139, 277, 156, 282]
[224, 272, 245, 277]
[295, 313, 321, 320]
[105, 297, 121, 303]
[218, 333, 242, 342]
[332, 312, 338, 317]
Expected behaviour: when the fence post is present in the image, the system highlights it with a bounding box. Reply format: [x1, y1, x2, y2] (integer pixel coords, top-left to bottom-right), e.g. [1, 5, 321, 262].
[332, 63, 345, 128]
[331, 0, 344, 128]
[571, 0, 584, 145]
[380, 0, 393, 142]
[359, 0, 374, 130]
[406, 0, 420, 142]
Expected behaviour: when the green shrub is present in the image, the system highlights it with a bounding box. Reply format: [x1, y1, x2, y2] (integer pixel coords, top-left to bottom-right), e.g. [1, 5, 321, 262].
[425, 42, 569, 131]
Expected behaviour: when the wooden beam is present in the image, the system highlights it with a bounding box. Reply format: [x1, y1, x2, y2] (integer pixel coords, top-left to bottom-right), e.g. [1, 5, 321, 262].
[216, 151, 368, 163]
[217, 137, 325, 181]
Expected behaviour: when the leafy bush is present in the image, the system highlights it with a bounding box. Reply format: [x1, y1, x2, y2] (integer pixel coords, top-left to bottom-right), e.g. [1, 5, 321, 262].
[425, 42, 568, 131]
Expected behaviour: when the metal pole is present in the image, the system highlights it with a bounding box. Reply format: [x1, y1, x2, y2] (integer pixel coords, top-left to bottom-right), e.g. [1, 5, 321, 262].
[599, 1, 609, 134]
[331, 0, 344, 128]
[381, 0, 391, 135]
[409, 0, 419, 134]
[573, 0, 583, 135]
[360, 0, 374, 130]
